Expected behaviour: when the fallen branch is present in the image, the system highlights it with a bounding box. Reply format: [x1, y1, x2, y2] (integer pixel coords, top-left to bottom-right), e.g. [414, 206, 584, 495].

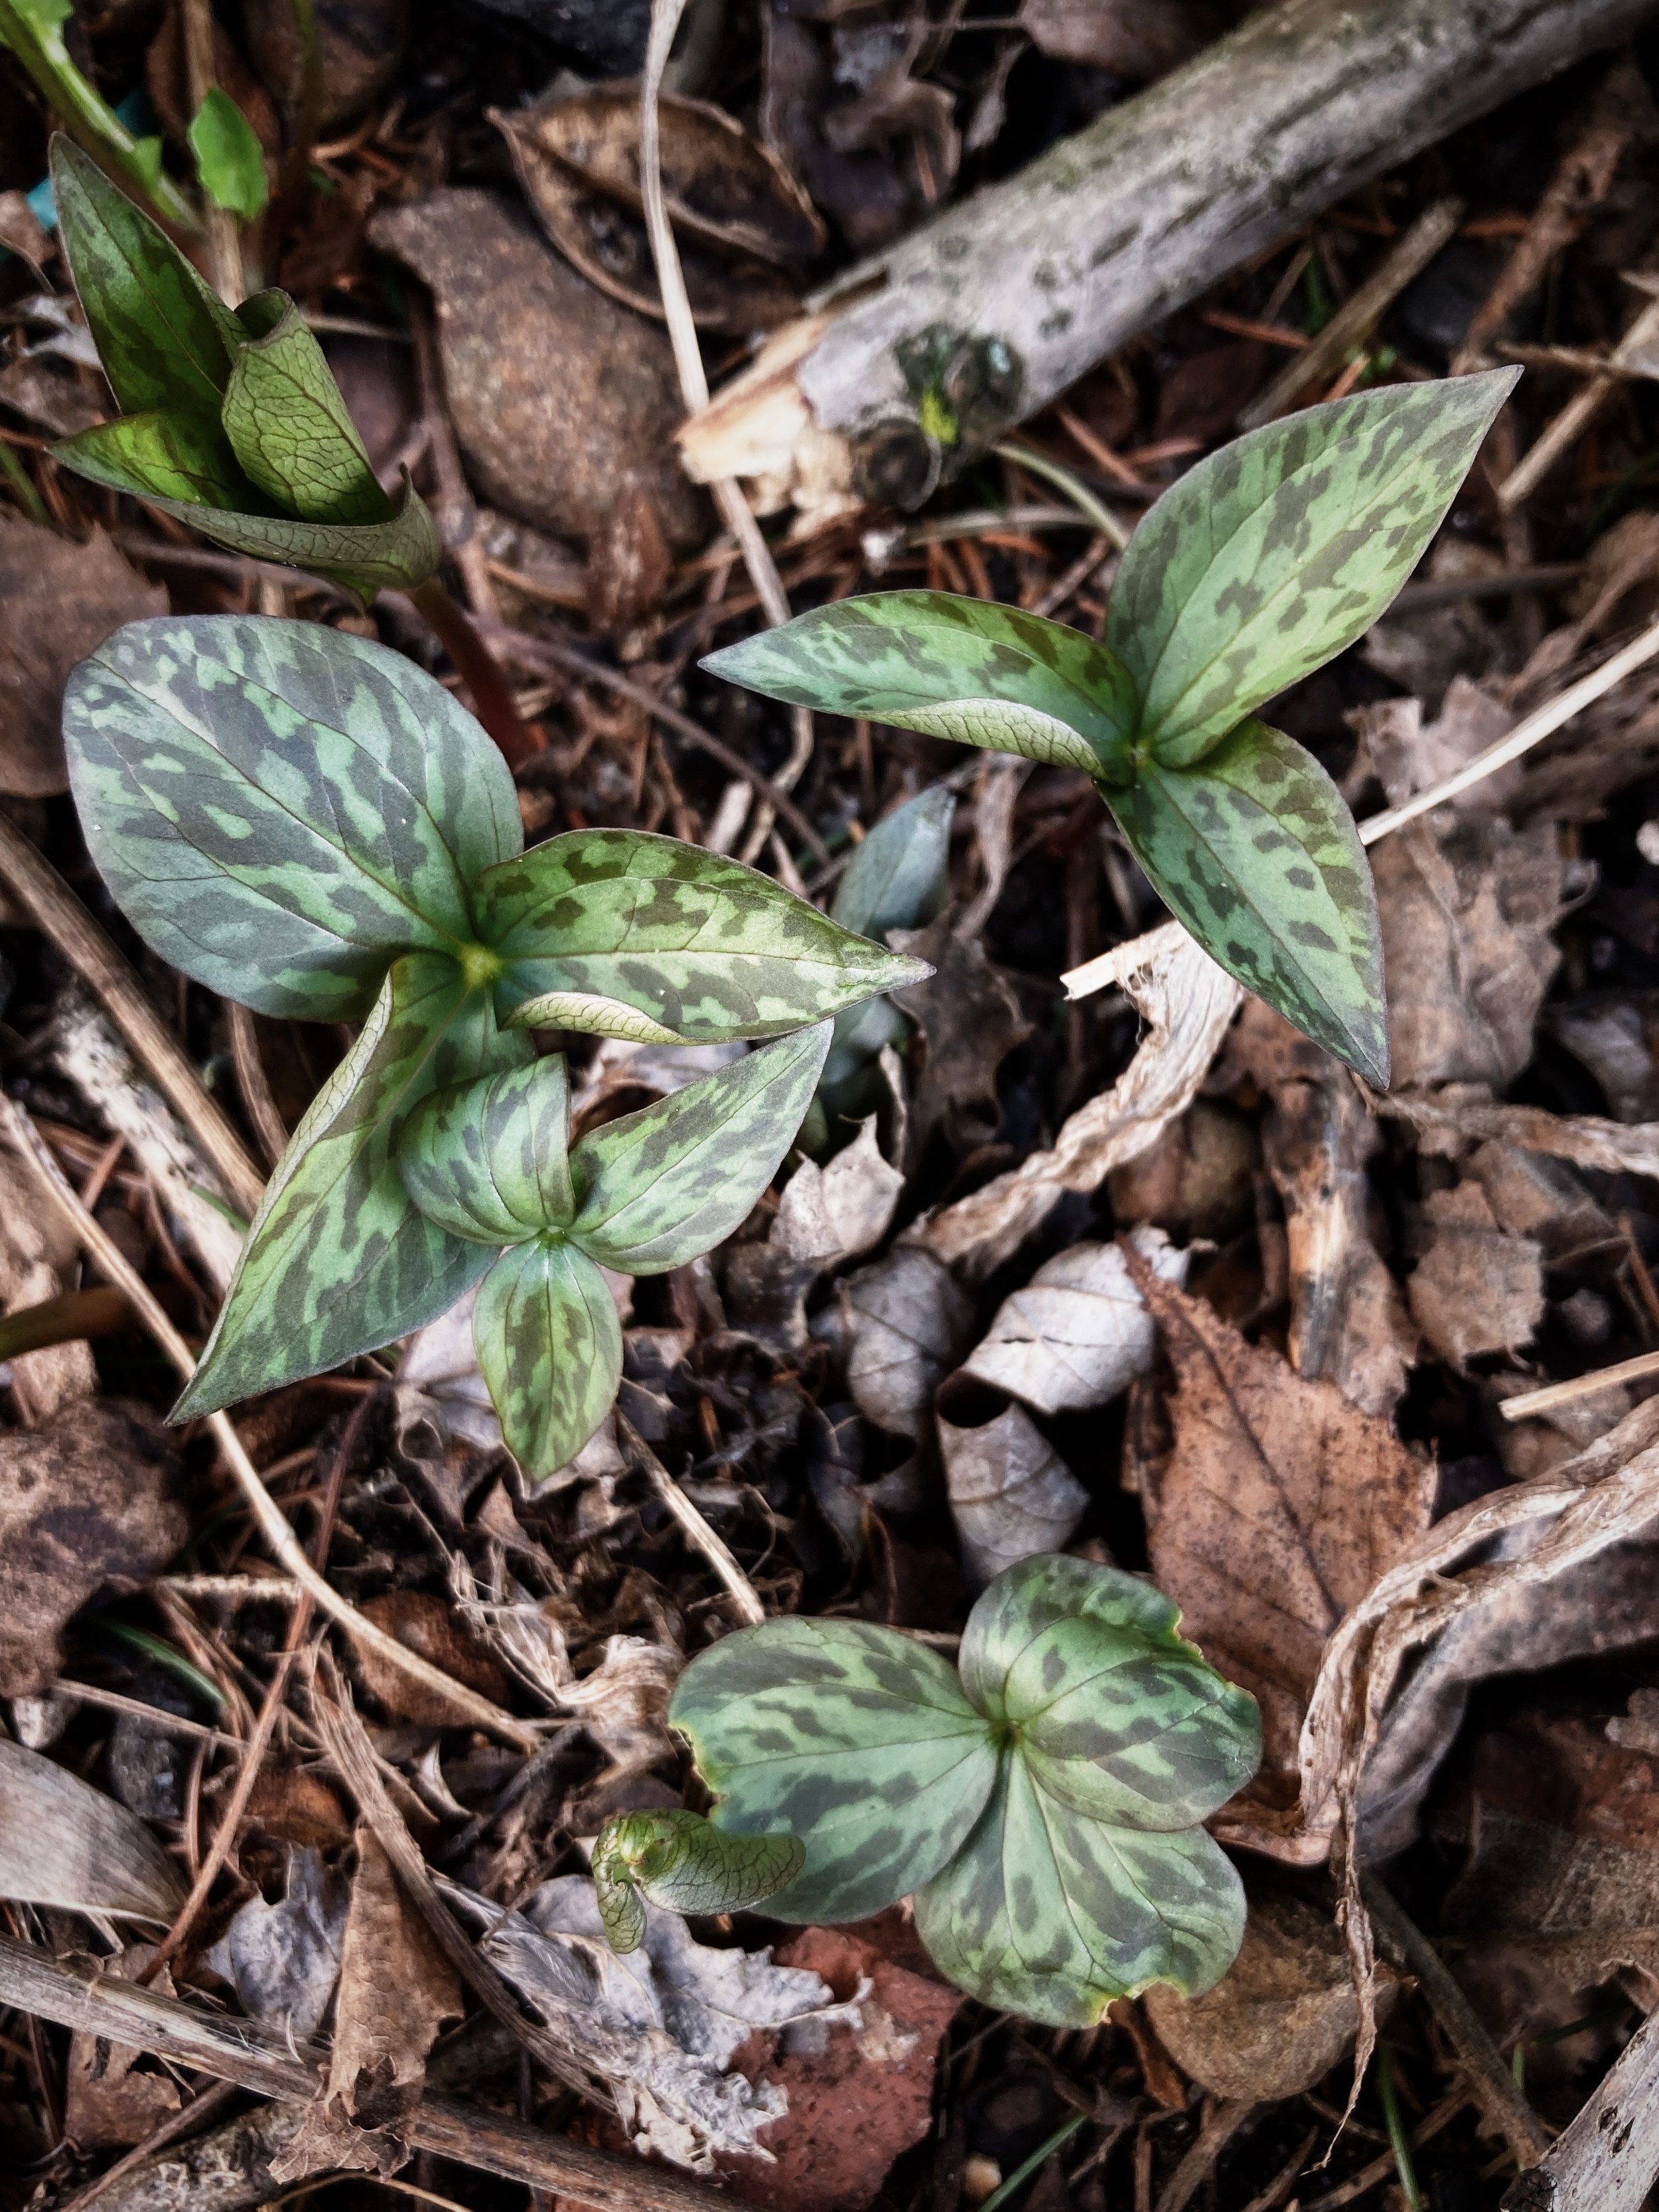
[0, 1935, 729, 2212]
[1505, 2004, 1659, 2211]
[680, 0, 1653, 525]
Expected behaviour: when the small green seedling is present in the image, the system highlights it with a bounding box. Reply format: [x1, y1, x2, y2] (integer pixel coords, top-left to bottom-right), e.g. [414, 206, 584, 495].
[705, 370, 1522, 1086]
[0, 3, 195, 231]
[62, 613, 927, 1474]
[668, 1552, 1261, 2024]
[46, 137, 435, 603]
[591, 1810, 804, 1953]
[188, 90, 269, 225]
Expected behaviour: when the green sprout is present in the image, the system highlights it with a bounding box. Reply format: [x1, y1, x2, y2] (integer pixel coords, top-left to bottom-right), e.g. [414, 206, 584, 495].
[60, 613, 928, 1478]
[666, 1553, 1261, 2024]
[703, 369, 1522, 1086]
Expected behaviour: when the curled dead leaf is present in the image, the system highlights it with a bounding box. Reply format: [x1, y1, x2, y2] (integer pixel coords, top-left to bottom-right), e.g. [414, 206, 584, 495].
[495, 84, 824, 333]
[844, 1246, 974, 1441]
[936, 1387, 1088, 1587]
[958, 1228, 1187, 1417]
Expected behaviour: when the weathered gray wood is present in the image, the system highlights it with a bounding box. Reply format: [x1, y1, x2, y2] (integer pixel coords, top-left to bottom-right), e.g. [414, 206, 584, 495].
[682, 0, 1658, 522]
[1505, 2008, 1659, 2212]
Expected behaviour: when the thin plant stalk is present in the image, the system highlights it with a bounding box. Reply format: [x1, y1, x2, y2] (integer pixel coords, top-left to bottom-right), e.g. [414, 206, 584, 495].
[408, 573, 541, 771]
[1377, 2045, 1426, 2212]
[977, 2110, 1089, 2212]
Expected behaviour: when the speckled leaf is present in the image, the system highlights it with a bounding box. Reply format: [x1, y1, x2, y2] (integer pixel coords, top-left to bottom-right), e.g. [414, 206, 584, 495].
[90, 469, 441, 601]
[1109, 370, 1518, 765]
[591, 1811, 804, 1954]
[54, 410, 258, 512]
[703, 593, 1137, 782]
[62, 615, 521, 1019]
[221, 303, 392, 524]
[668, 1617, 998, 1923]
[1108, 719, 1387, 1084]
[912, 1757, 1246, 2025]
[397, 1057, 573, 1243]
[475, 830, 929, 1044]
[50, 137, 243, 421]
[175, 954, 530, 1418]
[959, 1556, 1260, 1831]
[471, 1236, 622, 1477]
[569, 1023, 831, 1273]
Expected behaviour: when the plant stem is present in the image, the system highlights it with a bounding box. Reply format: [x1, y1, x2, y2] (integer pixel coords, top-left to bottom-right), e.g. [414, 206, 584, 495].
[0, 1284, 129, 1361]
[179, 0, 244, 303]
[408, 573, 541, 771]
[977, 2110, 1089, 2212]
[1378, 2045, 1426, 2211]
[0, 2, 198, 232]
[992, 439, 1131, 550]
[269, 0, 321, 256]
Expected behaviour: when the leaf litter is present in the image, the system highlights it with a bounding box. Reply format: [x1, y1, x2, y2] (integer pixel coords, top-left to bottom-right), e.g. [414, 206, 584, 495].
[14, 15, 1659, 2212]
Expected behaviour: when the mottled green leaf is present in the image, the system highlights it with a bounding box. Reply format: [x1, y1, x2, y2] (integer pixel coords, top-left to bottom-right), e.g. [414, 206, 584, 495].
[668, 1617, 999, 1923]
[569, 1023, 831, 1273]
[960, 1556, 1260, 1831]
[472, 1236, 621, 1477]
[86, 467, 441, 602]
[221, 302, 391, 524]
[591, 1810, 804, 1953]
[474, 830, 930, 1045]
[188, 88, 268, 223]
[175, 954, 530, 1418]
[703, 593, 1137, 782]
[912, 1757, 1246, 2024]
[62, 614, 522, 1019]
[48, 137, 240, 420]
[54, 410, 259, 511]
[1109, 370, 1519, 765]
[397, 1057, 573, 1244]
[1108, 719, 1387, 1085]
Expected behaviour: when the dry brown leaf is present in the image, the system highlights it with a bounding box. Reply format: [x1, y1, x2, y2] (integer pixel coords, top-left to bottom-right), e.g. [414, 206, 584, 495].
[1368, 1084, 1659, 1183]
[1106, 1098, 1259, 1243]
[0, 1398, 185, 1699]
[725, 1118, 905, 1351]
[1407, 1178, 1545, 1367]
[1372, 814, 1563, 1090]
[0, 1737, 186, 1921]
[936, 1392, 1088, 1587]
[585, 483, 672, 634]
[1143, 1891, 1401, 2104]
[496, 84, 824, 332]
[1347, 673, 1517, 814]
[889, 915, 1031, 1165]
[918, 928, 1242, 1282]
[844, 1246, 975, 1441]
[328, 1824, 463, 2122]
[368, 190, 701, 548]
[958, 1228, 1187, 1416]
[0, 520, 165, 798]
[1129, 1261, 1435, 1797]
[354, 1590, 512, 1728]
[63, 1943, 182, 2150]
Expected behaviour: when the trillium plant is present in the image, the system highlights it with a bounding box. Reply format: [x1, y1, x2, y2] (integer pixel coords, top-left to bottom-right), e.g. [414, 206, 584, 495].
[61, 615, 926, 1474]
[705, 366, 1520, 1084]
[656, 1554, 1261, 2023]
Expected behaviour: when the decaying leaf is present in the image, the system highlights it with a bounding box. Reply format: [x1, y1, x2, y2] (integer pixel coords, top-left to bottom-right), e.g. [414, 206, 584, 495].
[0, 1397, 186, 1699]
[1226, 1003, 1415, 1418]
[368, 190, 701, 548]
[0, 1736, 186, 1921]
[1018, 0, 1225, 79]
[959, 1227, 1188, 1416]
[204, 1845, 350, 2041]
[889, 915, 1030, 1164]
[1106, 1098, 1260, 1244]
[451, 1872, 859, 2170]
[64, 1944, 182, 2149]
[0, 1134, 97, 1421]
[496, 84, 824, 333]
[725, 1116, 904, 1350]
[1372, 814, 1563, 1090]
[1143, 1889, 1401, 2103]
[1129, 1260, 1435, 1797]
[1407, 1177, 1545, 1367]
[918, 928, 1243, 1282]
[354, 1589, 513, 1729]
[937, 1394, 1088, 1586]
[1347, 673, 1518, 816]
[0, 517, 165, 798]
[844, 1246, 975, 1441]
[327, 1825, 463, 2120]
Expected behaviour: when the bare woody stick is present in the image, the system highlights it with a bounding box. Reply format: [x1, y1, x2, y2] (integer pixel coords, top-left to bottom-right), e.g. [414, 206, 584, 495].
[680, 0, 1653, 528]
